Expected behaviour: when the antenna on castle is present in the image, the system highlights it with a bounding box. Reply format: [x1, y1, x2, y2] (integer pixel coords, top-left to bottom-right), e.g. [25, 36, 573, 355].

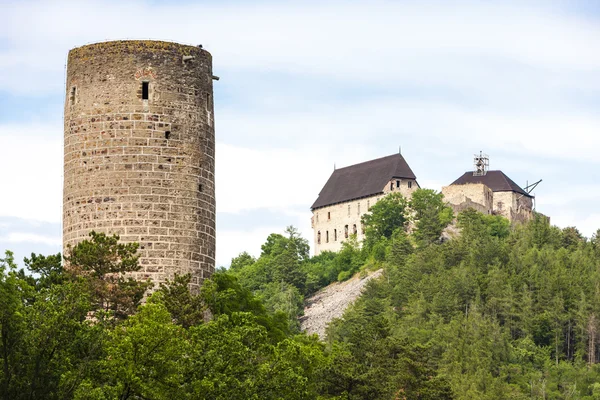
[334, 163, 336, 170]
[473, 151, 489, 176]
[399, 146, 401, 155]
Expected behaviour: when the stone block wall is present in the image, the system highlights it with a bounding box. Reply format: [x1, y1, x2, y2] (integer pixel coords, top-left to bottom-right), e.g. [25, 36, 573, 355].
[311, 178, 418, 255]
[63, 40, 216, 292]
[442, 183, 493, 215]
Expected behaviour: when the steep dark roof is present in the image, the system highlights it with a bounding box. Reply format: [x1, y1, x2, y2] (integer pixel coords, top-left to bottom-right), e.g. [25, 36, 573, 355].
[311, 153, 417, 210]
[450, 170, 533, 198]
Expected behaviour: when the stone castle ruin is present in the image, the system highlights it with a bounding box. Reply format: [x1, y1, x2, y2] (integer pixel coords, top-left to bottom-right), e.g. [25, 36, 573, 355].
[311, 153, 419, 255]
[441, 152, 535, 223]
[311, 152, 537, 253]
[63, 40, 216, 291]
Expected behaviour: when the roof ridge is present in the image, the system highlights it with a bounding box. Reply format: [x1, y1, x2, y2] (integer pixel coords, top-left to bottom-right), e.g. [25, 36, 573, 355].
[334, 153, 401, 171]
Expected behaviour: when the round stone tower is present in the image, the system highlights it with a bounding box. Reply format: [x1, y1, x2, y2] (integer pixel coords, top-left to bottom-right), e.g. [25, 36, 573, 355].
[63, 40, 216, 291]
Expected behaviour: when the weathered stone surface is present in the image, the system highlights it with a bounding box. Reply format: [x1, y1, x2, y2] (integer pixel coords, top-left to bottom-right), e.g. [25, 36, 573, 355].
[311, 178, 417, 255]
[63, 40, 215, 291]
[300, 269, 383, 338]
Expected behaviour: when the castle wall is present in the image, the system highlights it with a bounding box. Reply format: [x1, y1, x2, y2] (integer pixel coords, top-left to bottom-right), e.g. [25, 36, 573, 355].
[493, 191, 533, 223]
[63, 40, 216, 291]
[441, 183, 533, 224]
[441, 183, 493, 215]
[312, 178, 418, 255]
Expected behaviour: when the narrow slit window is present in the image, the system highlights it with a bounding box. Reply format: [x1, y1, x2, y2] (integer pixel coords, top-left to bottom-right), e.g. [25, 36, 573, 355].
[165, 131, 171, 140]
[70, 86, 76, 104]
[199, 184, 203, 192]
[396, 180, 400, 188]
[206, 93, 211, 110]
[142, 82, 149, 100]
[334, 229, 337, 241]
[408, 181, 412, 189]
[326, 231, 329, 243]
[317, 231, 321, 244]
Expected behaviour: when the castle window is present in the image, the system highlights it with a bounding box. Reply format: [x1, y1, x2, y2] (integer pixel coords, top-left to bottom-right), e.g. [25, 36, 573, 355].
[69, 86, 77, 105]
[142, 82, 149, 100]
[353, 224, 357, 235]
[408, 181, 412, 189]
[396, 180, 400, 188]
[390, 182, 394, 191]
[345, 225, 349, 238]
[326, 231, 329, 243]
[206, 93, 211, 110]
[198, 184, 203, 192]
[317, 231, 321, 244]
[334, 229, 337, 241]
[165, 131, 171, 140]
[328, 212, 330, 220]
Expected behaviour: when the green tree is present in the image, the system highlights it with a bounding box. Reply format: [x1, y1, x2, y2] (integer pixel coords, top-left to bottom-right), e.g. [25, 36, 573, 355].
[64, 231, 152, 320]
[362, 192, 409, 247]
[409, 188, 453, 247]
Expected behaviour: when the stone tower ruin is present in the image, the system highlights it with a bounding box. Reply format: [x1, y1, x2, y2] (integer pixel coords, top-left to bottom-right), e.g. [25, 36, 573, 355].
[63, 40, 216, 291]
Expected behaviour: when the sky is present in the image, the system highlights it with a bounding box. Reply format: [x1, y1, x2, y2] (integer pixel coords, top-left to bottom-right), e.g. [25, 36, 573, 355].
[0, 0, 599, 267]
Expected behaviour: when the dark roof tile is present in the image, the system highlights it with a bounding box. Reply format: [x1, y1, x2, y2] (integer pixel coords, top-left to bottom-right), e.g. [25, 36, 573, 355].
[311, 153, 417, 210]
[450, 170, 532, 197]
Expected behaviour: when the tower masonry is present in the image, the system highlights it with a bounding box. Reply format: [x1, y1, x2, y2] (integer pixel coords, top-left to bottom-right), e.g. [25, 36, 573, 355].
[63, 40, 216, 291]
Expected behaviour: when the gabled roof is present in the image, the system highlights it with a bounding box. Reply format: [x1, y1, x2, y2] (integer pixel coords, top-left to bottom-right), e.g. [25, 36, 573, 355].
[450, 170, 533, 198]
[311, 153, 417, 210]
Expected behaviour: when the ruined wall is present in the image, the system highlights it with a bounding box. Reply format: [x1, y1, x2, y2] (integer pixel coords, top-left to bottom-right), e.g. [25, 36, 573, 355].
[493, 191, 533, 223]
[312, 178, 418, 255]
[442, 183, 493, 215]
[63, 40, 216, 291]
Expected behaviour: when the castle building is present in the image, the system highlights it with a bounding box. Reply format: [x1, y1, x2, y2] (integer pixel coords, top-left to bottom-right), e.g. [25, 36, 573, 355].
[63, 40, 216, 291]
[311, 153, 419, 255]
[441, 154, 534, 223]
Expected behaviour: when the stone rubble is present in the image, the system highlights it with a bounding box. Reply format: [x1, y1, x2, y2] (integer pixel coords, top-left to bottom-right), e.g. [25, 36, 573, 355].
[300, 269, 383, 339]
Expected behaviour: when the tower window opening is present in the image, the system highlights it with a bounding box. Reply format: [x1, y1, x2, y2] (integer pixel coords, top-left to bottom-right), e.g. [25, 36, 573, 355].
[317, 231, 321, 244]
[326, 231, 329, 243]
[206, 93, 211, 110]
[345, 225, 349, 238]
[353, 224, 357, 235]
[334, 229, 337, 241]
[70, 86, 76, 104]
[165, 131, 171, 139]
[408, 181, 412, 189]
[328, 212, 330, 220]
[390, 182, 394, 190]
[142, 82, 149, 100]
[396, 180, 400, 188]
[199, 184, 203, 192]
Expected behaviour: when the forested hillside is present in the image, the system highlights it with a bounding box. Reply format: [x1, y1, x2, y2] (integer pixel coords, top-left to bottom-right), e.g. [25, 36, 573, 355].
[2, 189, 600, 399]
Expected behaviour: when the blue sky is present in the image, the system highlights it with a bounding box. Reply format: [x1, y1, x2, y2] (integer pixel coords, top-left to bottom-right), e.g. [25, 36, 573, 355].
[0, 0, 599, 267]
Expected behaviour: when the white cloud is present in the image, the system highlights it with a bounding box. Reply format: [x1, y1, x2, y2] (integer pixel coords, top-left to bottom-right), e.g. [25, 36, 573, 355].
[0, 123, 62, 223]
[0, 1, 599, 95]
[0, 232, 61, 246]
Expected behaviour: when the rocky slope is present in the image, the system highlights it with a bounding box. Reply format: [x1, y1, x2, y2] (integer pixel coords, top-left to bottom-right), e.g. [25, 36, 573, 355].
[299, 269, 383, 338]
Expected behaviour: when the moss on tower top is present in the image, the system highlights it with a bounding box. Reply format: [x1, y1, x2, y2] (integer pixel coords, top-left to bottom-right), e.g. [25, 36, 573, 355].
[69, 40, 211, 63]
